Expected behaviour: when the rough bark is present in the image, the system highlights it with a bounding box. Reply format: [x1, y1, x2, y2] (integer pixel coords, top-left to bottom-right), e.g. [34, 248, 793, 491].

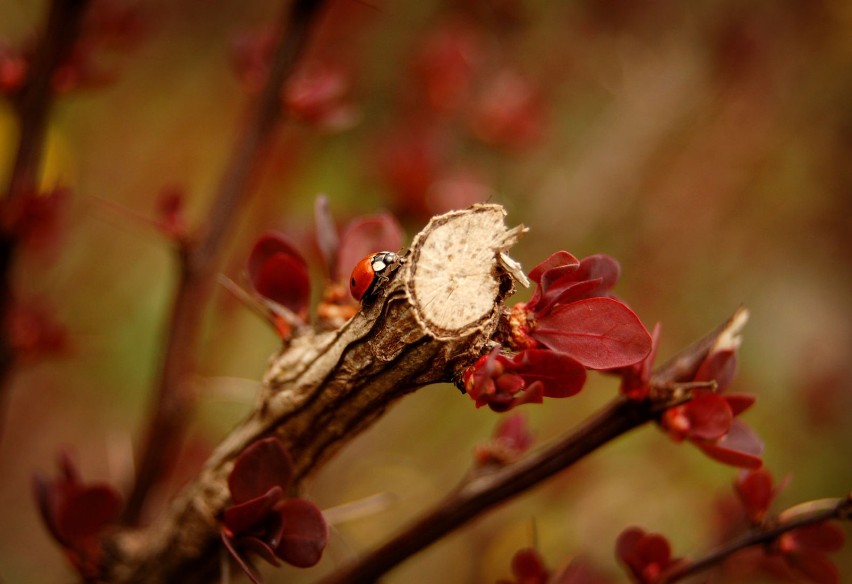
[101, 204, 526, 583]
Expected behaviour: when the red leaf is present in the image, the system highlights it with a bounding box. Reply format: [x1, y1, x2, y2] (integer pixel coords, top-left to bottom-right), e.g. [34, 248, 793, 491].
[513, 349, 587, 398]
[534, 278, 603, 316]
[684, 394, 733, 441]
[725, 393, 756, 416]
[530, 254, 621, 315]
[616, 527, 674, 583]
[577, 254, 621, 291]
[735, 469, 775, 524]
[532, 298, 652, 369]
[55, 485, 122, 543]
[275, 498, 328, 568]
[247, 232, 310, 317]
[637, 533, 671, 565]
[616, 527, 645, 565]
[697, 419, 764, 469]
[228, 438, 295, 504]
[493, 412, 534, 453]
[336, 214, 404, 283]
[223, 486, 284, 535]
[534, 251, 581, 290]
[511, 547, 548, 580]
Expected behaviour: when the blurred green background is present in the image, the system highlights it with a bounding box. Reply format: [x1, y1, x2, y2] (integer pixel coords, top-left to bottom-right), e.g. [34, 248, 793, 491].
[1, 0, 850, 582]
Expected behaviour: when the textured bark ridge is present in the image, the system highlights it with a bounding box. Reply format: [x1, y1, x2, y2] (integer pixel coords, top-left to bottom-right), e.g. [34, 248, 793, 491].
[102, 204, 526, 583]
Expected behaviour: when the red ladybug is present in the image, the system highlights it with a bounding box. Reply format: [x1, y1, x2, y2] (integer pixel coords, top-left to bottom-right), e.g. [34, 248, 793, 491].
[349, 251, 401, 302]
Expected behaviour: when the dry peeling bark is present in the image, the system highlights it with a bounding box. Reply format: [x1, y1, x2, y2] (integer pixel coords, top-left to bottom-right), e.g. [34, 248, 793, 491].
[101, 204, 527, 583]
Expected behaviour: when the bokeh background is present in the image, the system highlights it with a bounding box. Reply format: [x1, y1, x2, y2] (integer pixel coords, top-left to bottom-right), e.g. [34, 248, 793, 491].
[1, 0, 850, 582]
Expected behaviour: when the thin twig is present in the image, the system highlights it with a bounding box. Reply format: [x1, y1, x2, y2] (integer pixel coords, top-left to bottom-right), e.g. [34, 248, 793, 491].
[0, 0, 91, 438]
[320, 397, 659, 583]
[662, 495, 852, 583]
[122, 0, 327, 524]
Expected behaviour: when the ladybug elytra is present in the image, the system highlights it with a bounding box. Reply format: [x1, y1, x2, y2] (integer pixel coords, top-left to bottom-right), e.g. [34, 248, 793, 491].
[349, 251, 401, 302]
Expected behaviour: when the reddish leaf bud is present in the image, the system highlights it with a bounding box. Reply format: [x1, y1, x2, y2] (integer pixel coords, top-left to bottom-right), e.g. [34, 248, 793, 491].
[33, 453, 122, 579]
[247, 232, 311, 326]
[616, 527, 680, 584]
[474, 412, 535, 467]
[734, 468, 785, 525]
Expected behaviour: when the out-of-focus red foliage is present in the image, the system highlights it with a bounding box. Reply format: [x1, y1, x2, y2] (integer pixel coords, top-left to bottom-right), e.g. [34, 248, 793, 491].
[474, 411, 534, 467]
[616, 527, 681, 584]
[33, 453, 122, 580]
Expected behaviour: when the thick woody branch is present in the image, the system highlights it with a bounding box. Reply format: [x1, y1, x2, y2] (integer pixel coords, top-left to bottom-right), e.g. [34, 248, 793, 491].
[123, 0, 328, 524]
[663, 495, 852, 583]
[102, 205, 525, 582]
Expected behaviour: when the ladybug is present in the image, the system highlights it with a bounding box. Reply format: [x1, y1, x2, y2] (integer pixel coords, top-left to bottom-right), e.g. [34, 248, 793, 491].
[349, 251, 401, 302]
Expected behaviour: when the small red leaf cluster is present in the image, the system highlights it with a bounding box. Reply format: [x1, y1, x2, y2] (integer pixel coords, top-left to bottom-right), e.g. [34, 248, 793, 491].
[246, 206, 403, 336]
[615, 325, 763, 468]
[463, 346, 587, 412]
[474, 412, 534, 467]
[520, 252, 651, 369]
[734, 468, 787, 525]
[616, 527, 681, 584]
[732, 469, 846, 584]
[463, 252, 651, 412]
[221, 438, 328, 583]
[33, 453, 122, 579]
[662, 350, 762, 469]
